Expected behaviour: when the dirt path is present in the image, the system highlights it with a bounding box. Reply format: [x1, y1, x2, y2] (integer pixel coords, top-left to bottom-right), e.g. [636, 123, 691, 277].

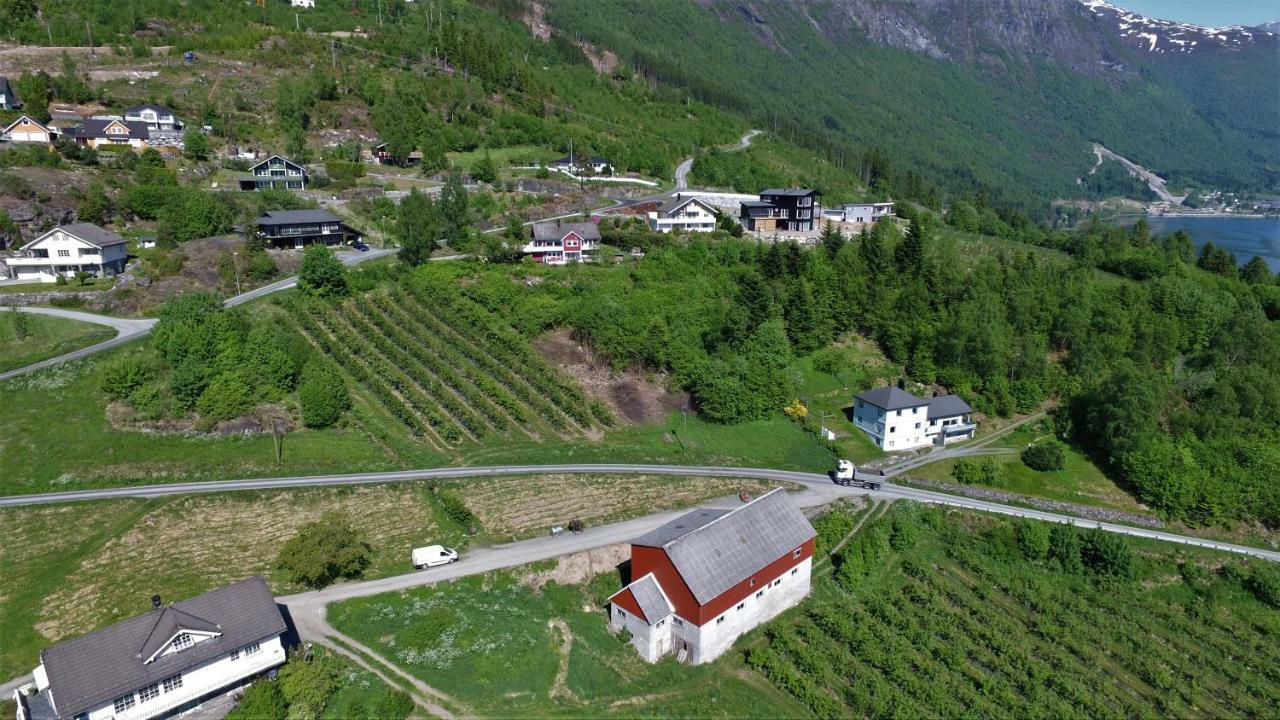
[1092, 144, 1185, 205]
[547, 619, 578, 702]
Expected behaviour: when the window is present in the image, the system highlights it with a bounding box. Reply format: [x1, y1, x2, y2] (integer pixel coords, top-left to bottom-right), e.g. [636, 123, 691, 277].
[57, 249, 70, 257]
[113, 694, 137, 713]
[773, 579, 782, 587]
[171, 633, 193, 651]
[913, 407, 919, 414]
[231, 648, 241, 661]
[737, 603, 745, 611]
[793, 548, 802, 559]
[656, 619, 665, 627]
[245, 641, 262, 655]
[791, 568, 799, 576]
[674, 618, 684, 627]
[749, 578, 756, 587]
[915, 422, 921, 429]
[896, 410, 902, 416]
[889, 441, 895, 448]
[890, 427, 896, 433]
[138, 683, 160, 702]
[716, 616, 726, 624]
[756, 590, 764, 599]
[163, 675, 183, 693]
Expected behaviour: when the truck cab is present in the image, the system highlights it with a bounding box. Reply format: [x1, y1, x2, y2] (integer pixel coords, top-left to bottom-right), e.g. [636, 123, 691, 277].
[411, 545, 459, 569]
[835, 459, 855, 484]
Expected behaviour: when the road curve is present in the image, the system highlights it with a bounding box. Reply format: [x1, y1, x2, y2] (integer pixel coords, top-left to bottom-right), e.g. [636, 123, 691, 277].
[3, 462, 1274, 563]
[675, 129, 761, 190]
[0, 249, 395, 381]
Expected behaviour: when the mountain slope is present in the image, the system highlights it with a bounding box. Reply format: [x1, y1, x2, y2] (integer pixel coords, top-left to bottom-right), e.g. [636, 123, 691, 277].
[545, 0, 1279, 206]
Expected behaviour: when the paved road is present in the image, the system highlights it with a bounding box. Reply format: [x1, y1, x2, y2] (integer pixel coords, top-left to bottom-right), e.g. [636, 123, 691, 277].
[675, 129, 760, 190]
[0, 249, 395, 381]
[4, 462, 1275, 562]
[0, 307, 157, 382]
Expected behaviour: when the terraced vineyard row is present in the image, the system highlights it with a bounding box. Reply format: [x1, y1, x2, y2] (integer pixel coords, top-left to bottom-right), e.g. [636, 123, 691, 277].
[747, 512, 1280, 719]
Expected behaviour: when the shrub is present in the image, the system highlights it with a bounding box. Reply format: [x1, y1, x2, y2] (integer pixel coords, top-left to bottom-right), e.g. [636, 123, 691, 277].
[196, 371, 254, 422]
[1080, 527, 1134, 581]
[1022, 441, 1066, 471]
[127, 384, 169, 421]
[437, 488, 477, 532]
[277, 513, 371, 588]
[9, 307, 30, 340]
[369, 689, 414, 720]
[227, 681, 286, 720]
[1245, 564, 1280, 608]
[1014, 519, 1051, 561]
[101, 356, 154, 400]
[278, 654, 340, 718]
[169, 359, 209, 410]
[297, 244, 349, 298]
[298, 360, 349, 428]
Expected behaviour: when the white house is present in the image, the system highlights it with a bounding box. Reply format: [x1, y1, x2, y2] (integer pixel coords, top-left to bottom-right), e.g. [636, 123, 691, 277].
[852, 385, 976, 451]
[239, 155, 308, 191]
[14, 577, 287, 720]
[647, 194, 718, 234]
[550, 154, 610, 175]
[4, 223, 129, 283]
[123, 105, 183, 131]
[609, 488, 815, 665]
[522, 221, 600, 265]
[823, 201, 894, 224]
[1, 116, 59, 146]
[291, 0, 315, 7]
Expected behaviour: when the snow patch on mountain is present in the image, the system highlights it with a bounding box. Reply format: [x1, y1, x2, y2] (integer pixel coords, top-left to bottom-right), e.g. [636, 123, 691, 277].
[1079, 0, 1273, 53]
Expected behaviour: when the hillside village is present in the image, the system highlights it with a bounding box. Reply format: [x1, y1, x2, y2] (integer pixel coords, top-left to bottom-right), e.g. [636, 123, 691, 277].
[2, 2, 1280, 720]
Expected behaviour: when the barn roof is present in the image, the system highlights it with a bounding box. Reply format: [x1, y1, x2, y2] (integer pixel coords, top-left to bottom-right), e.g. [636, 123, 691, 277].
[611, 573, 674, 623]
[633, 489, 815, 606]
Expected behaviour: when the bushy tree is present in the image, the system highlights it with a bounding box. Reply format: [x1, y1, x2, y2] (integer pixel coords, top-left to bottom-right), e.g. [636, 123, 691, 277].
[437, 167, 470, 246]
[101, 356, 153, 400]
[297, 244, 348, 298]
[196, 371, 254, 422]
[1014, 519, 1051, 561]
[471, 150, 498, 184]
[277, 513, 371, 588]
[278, 654, 340, 719]
[1021, 441, 1066, 471]
[1080, 527, 1135, 581]
[298, 360, 349, 428]
[182, 129, 210, 161]
[395, 188, 439, 266]
[1240, 255, 1273, 285]
[227, 681, 286, 720]
[1245, 564, 1280, 608]
[1048, 524, 1083, 574]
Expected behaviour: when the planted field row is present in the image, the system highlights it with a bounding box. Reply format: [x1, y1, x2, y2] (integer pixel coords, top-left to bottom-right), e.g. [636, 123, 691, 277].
[285, 306, 443, 448]
[389, 288, 576, 433]
[403, 283, 611, 429]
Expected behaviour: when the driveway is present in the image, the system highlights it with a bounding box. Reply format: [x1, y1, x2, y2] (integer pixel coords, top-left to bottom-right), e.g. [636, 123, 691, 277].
[0, 307, 157, 382]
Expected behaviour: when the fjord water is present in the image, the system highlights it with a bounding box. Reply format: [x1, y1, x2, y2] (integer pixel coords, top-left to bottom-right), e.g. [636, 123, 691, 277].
[1125, 215, 1280, 270]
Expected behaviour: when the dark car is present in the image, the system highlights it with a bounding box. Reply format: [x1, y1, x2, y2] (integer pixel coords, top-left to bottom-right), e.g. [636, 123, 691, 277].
[352, 240, 370, 251]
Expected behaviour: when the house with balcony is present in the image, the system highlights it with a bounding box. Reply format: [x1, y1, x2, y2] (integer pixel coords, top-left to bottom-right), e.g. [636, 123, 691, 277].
[739, 188, 822, 232]
[609, 488, 815, 664]
[253, 209, 358, 248]
[13, 577, 287, 720]
[647, 194, 718, 234]
[124, 105, 183, 131]
[66, 119, 153, 150]
[0, 76, 21, 110]
[550, 154, 611, 175]
[3, 223, 129, 283]
[852, 385, 975, 451]
[1, 116, 59, 146]
[522, 221, 600, 264]
[239, 155, 308, 191]
[822, 201, 894, 224]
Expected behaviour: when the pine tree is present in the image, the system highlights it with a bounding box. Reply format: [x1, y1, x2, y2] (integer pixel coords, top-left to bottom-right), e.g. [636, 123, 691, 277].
[1240, 255, 1273, 285]
[438, 167, 470, 246]
[783, 279, 821, 353]
[819, 221, 844, 259]
[895, 216, 926, 276]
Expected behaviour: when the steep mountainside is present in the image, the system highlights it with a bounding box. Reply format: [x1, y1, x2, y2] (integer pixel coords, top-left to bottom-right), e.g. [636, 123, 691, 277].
[548, 0, 1279, 208]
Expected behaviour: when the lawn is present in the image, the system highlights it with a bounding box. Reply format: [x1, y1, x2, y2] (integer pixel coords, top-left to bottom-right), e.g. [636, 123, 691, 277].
[906, 419, 1146, 512]
[328, 570, 811, 718]
[0, 474, 775, 681]
[446, 144, 559, 172]
[0, 312, 114, 373]
[788, 333, 898, 464]
[0, 278, 114, 294]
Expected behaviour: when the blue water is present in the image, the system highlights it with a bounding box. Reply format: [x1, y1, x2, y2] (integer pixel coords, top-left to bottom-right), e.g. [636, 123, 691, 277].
[1120, 215, 1280, 270]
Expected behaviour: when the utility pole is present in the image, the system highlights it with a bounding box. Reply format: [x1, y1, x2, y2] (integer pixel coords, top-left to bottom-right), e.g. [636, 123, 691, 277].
[86, 21, 94, 57]
[231, 251, 242, 295]
[330, 37, 336, 70]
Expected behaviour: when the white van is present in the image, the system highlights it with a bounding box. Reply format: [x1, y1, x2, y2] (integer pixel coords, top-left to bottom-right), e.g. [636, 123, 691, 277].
[411, 545, 459, 569]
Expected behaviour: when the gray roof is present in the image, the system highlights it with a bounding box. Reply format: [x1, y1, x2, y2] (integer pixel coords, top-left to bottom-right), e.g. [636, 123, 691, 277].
[23, 223, 128, 250]
[124, 104, 176, 115]
[248, 155, 306, 173]
[855, 386, 928, 411]
[761, 188, 820, 197]
[927, 394, 972, 418]
[256, 209, 342, 226]
[625, 574, 674, 623]
[657, 195, 714, 217]
[40, 577, 285, 718]
[531, 221, 600, 242]
[137, 607, 222, 662]
[552, 154, 609, 165]
[634, 489, 815, 606]
[68, 119, 151, 140]
[739, 199, 774, 208]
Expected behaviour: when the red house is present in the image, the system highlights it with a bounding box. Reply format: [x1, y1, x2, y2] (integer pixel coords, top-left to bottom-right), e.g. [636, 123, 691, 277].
[609, 488, 815, 664]
[521, 221, 601, 265]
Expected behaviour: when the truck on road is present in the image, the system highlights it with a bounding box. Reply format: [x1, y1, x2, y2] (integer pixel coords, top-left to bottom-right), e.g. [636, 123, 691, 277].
[411, 545, 459, 569]
[834, 459, 882, 490]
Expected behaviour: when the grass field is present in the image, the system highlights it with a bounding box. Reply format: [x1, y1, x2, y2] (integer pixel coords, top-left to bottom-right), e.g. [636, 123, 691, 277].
[0, 474, 775, 681]
[0, 312, 114, 373]
[907, 420, 1145, 512]
[0, 279, 114, 294]
[446, 145, 560, 172]
[331, 504, 1280, 718]
[789, 334, 899, 464]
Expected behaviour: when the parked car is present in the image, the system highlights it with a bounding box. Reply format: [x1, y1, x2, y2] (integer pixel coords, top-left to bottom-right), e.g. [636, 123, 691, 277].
[352, 240, 370, 251]
[411, 545, 458, 569]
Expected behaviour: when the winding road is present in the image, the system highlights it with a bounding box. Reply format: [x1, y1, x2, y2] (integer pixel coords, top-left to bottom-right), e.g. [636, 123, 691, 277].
[675, 129, 761, 190]
[0, 249, 396, 382]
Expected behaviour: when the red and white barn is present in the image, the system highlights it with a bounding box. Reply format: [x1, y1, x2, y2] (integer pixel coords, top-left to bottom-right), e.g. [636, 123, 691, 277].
[522, 221, 600, 265]
[609, 488, 816, 664]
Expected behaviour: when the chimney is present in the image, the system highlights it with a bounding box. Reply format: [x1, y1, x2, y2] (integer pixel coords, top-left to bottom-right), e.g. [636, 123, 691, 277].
[151, 595, 162, 609]
[896, 378, 905, 390]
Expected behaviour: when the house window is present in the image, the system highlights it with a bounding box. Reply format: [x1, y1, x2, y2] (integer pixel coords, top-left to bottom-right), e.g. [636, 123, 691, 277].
[231, 648, 241, 661]
[889, 441, 895, 448]
[57, 249, 70, 257]
[737, 603, 745, 611]
[138, 683, 160, 702]
[756, 590, 764, 599]
[656, 619, 665, 627]
[890, 427, 896, 433]
[674, 618, 684, 627]
[915, 422, 921, 429]
[793, 548, 802, 559]
[171, 633, 193, 651]
[113, 694, 137, 713]
[245, 641, 262, 655]
[749, 578, 756, 587]
[896, 410, 902, 416]
[716, 616, 726, 625]
[163, 675, 183, 693]
[791, 568, 799, 576]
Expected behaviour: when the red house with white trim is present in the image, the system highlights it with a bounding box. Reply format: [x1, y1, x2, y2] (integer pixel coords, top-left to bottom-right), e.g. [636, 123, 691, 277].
[609, 488, 815, 664]
[521, 221, 600, 265]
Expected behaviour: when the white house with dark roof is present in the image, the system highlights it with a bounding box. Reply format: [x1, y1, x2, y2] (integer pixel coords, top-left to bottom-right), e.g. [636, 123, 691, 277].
[550, 153, 610, 175]
[522, 221, 600, 265]
[647, 194, 718, 234]
[13, 577, 287, 720]
[609, 488, 815, 664]
[822, 201, 895, 224]
[1, 116, 59, 146]
[123, 105, 182, 131]
[852, 385, 975, 450]
[239, 155, 308, 191]
[3, 223, 129, 283]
